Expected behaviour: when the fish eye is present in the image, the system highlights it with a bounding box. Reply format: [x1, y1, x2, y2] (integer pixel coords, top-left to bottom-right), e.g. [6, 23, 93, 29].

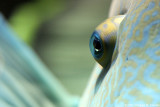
[93, 36, 102, 52]
[89, 31, 103, 59]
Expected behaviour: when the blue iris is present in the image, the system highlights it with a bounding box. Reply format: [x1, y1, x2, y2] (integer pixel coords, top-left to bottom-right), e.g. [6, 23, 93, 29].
[89, 31, 103, 59]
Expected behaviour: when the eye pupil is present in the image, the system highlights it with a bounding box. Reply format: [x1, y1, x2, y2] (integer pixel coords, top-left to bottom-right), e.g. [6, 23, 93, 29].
[93, 37, 102, 52]
[89, 31, 103, 59]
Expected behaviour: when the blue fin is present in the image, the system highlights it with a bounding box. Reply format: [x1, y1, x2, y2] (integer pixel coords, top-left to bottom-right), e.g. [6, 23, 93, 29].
[0, 13, 79, 107]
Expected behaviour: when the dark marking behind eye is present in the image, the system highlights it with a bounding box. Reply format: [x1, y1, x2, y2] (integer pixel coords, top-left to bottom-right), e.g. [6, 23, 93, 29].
[120, 8, 127, 15]
[126, 57, 128, 61]
[94, 65, 110, 94]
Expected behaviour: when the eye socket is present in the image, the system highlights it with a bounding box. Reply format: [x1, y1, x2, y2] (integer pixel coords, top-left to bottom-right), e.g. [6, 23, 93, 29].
[89, 31, 103, 59]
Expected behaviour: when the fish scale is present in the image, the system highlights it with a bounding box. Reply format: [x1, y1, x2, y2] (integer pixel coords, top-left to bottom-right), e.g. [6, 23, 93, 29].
[80, 0, 160, 106]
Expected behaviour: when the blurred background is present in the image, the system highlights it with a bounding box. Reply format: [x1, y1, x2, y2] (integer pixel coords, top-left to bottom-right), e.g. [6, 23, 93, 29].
[0, 0, 111, 96]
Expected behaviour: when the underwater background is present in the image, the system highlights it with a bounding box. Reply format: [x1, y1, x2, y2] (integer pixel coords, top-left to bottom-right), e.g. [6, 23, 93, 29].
[0, 0, 111, 96]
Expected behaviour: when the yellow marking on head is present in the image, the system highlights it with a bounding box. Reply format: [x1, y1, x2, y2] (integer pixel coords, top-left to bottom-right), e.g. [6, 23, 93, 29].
[91, 15, 125, 68]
